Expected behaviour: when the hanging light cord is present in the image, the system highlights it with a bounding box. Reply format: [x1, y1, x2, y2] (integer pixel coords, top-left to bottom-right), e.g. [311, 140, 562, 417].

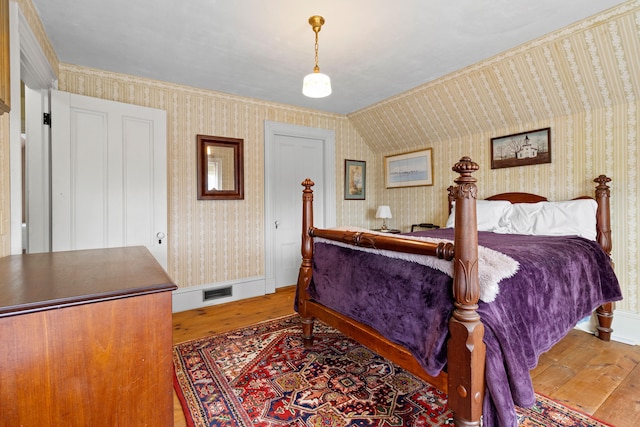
[308, 15, 325, 74]
[313, 29, 320, 73]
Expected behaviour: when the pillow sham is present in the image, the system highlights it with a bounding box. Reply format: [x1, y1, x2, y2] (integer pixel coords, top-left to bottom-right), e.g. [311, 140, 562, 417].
[445, 199, 512, 232]
[507, 199, 597, 240]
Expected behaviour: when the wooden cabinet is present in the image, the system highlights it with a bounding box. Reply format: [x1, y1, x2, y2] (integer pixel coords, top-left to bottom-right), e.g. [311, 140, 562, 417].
[0, 247, 177, 426]
[0, 0, 10, 115]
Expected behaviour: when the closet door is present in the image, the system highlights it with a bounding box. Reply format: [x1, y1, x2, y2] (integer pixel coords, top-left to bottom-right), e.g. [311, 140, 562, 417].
[50, 90, 168, 270]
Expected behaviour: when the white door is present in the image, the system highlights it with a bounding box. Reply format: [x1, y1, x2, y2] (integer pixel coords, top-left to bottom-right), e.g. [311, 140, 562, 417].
[274, 134, 325, 288]
[24, 86, 50, 253]
[50, 90, 168, 270]
[264, 122, 335, 292]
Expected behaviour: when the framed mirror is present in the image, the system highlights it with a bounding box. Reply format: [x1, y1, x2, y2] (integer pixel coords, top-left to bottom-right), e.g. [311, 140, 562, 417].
[197, 134, 244, 200]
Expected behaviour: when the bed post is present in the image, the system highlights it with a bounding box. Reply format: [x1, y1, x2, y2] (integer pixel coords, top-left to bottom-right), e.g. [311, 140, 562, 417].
[297, 178, 316, 347]
[594, 175, 613, 258]
[448, 157, 484, 427]
[594, 175, 614, 341]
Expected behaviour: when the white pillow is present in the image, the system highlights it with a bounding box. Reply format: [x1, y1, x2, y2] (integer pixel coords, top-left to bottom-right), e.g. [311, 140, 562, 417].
[446, 200, 513, 232]
[507, 199, 597, 240]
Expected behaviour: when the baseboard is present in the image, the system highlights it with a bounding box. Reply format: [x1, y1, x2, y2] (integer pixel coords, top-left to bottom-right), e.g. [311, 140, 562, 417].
[575, 309, 639, 346]
[171, 276, 268, 313]
[611, 310, 640, 345]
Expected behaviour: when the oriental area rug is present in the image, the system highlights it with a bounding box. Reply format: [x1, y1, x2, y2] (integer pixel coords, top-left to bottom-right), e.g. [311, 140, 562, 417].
[173, 315, 611, 427]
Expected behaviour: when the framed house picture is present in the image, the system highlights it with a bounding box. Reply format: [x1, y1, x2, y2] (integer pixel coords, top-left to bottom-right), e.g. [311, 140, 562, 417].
[384, 148, 433, 188]
[491, 127, 551, 169]
[344, 159, 366, 200]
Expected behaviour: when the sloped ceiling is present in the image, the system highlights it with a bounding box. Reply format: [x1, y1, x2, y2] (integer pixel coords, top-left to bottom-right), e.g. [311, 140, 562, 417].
[348, 2, 640, 154]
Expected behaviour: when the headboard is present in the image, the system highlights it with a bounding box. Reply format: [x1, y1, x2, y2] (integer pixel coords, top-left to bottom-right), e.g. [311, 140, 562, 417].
[447, 188, 547, 213]
[445, 175, 612, 259]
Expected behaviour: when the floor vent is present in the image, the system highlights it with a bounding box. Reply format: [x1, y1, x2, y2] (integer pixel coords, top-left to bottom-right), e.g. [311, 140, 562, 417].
[203, 286, 232, 301]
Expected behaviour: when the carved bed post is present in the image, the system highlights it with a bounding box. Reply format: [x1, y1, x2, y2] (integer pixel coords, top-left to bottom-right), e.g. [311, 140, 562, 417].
[594, 175, 614, 341]
[594, 175, 613, 258]
[447, 157, 484, 427]
[297, 178, 316, 346]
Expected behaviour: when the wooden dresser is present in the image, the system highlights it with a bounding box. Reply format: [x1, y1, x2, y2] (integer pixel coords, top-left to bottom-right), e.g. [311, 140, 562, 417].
[0, 247, 177, 426]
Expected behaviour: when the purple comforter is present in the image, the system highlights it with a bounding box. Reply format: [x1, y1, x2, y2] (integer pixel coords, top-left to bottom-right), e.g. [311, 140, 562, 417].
[308, 229, 622, 427]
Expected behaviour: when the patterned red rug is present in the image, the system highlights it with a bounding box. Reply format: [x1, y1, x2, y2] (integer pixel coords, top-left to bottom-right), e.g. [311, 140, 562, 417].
[173, 315, 612, 427]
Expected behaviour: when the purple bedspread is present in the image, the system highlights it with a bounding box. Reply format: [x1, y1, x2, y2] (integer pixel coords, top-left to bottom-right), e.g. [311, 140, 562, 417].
[307, 229, 622, 427]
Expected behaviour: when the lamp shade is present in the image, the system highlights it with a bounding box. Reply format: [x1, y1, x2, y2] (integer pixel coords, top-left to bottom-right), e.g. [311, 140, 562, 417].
[303, 72, 332, 98]
[375, 205, 392, 219]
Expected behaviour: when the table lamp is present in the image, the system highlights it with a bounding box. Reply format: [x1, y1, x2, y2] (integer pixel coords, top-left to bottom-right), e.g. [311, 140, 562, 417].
[375, 205, 392, 231]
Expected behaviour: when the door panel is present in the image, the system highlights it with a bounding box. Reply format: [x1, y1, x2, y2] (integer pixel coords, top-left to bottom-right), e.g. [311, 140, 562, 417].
[123, 117, 155, 246]
[50, 90, 168, 270]
[273, 134, 325, 288]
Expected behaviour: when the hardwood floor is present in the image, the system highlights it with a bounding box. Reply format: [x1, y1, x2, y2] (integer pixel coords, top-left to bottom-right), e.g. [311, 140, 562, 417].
[172, 286, 640, 426]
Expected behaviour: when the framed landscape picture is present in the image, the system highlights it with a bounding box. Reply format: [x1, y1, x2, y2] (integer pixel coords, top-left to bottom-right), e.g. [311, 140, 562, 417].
[384, 148, 433, 188]
[344, 159, 366, 200]
[491, 128, 551, 169]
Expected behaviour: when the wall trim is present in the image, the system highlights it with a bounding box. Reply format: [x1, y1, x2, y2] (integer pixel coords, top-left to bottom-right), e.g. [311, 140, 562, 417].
[575, 309, 639, 346]
[18, 8, 56, 89]
[610, 310, 640, 345]
[172, 276, 267, 313]
[9, 3, 57, 255]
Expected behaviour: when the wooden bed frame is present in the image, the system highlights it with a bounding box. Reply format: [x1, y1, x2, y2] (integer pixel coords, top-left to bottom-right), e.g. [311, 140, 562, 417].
[295, 157, 614, 427]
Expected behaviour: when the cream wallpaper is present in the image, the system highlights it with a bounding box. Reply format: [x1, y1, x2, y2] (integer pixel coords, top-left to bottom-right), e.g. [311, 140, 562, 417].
[57, 64, 376, 288]
[349, 1, 640, 315]
[2, 0, 638, 319]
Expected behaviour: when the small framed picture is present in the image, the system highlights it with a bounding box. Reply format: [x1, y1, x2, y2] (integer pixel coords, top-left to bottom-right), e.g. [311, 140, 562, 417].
[491, 128, 551, 169]
[344, 159, 366, 200]
[385, 148, 433, 188]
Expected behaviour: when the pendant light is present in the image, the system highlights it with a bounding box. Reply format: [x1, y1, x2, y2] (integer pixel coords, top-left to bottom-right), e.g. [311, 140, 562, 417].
[302, 15, 332, 98]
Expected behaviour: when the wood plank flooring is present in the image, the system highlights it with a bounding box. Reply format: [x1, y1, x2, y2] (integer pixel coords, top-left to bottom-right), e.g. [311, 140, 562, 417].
[172, 286, 640, 426]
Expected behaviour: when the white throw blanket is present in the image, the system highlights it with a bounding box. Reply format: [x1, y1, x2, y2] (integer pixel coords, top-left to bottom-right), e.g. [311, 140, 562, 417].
[315, 227, 519, 303]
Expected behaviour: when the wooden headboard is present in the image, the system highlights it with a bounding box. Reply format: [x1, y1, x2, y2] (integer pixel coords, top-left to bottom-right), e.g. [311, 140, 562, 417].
[447, 188, 547, 213]
[485, 192, 548, 203]
[445, 175, 612, 259]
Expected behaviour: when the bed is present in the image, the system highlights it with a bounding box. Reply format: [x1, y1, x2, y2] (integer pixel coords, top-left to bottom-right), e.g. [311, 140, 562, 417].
[294, 156, 622, 427]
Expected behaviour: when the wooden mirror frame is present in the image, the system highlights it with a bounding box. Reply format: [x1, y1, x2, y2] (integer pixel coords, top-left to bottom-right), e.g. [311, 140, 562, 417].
[196, 134, 244, 200]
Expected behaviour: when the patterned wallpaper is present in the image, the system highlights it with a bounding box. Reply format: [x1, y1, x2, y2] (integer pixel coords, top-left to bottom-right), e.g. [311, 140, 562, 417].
[349, 1, 639, 314]
[3, 0, 638, 317]
[57, 64, 376, 288]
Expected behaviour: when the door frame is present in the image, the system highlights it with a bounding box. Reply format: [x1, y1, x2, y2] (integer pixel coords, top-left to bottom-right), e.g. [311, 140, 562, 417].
[9, 3, 57, 254]
[24, 86, 51, 253]
[264, 121, 336, 294]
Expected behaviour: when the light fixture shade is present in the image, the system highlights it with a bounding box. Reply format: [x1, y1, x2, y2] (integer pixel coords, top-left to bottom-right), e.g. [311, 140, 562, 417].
[303, 72, 332, 98]
[375, 205, 392, 219]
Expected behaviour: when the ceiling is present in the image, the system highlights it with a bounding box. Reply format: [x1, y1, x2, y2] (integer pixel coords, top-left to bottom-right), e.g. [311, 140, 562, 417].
[31, 0, 627, 115]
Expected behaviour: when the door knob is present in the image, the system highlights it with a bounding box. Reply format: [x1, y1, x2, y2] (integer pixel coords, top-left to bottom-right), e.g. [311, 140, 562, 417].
[156, 231, 166, 244]
[275, 221, 280, 229]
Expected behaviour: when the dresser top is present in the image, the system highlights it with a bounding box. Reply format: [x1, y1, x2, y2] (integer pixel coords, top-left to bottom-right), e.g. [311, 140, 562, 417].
[0, 246, 177, 317]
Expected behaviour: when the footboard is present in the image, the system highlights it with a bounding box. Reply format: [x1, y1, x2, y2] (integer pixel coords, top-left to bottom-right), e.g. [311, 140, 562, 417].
[296, 156, 484, 427]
